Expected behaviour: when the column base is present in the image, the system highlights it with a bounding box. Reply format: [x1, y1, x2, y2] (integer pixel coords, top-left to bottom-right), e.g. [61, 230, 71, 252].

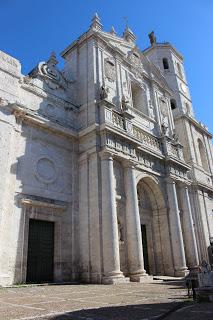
[174, 268, 189, 277]
[188, 265, 199, 272]
[130, 274, 153, 283]
[102, 273, 130, 285]
[0, 274, 12, 287]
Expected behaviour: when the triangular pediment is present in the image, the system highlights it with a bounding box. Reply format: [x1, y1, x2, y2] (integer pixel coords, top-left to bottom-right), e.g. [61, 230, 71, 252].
[97, 30, 135, 56]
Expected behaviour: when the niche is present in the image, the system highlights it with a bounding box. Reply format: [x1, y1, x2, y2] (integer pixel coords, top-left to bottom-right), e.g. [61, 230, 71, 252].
[131, 82, 148, 114]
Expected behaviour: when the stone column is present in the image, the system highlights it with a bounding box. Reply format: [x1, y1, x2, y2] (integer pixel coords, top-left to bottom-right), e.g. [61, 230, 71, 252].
[166, 179, 188, 276]
[101, 152, 125, 284]
[124, 163, 147, 282]
[178, 184, 199, 269]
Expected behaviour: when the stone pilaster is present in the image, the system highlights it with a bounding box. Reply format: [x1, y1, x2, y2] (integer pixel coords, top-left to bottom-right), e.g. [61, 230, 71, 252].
[100, 152, 126, 284]
[123, 163, 147, 282]
[78, 154, 90, 282]
[178, 183, 199, 269]
[166, 179, 188, 276]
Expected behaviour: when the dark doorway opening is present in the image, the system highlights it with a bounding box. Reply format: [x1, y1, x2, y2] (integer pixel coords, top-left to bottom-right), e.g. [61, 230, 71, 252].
[26, 219, 54, 283]
[141, 224, 150, 274]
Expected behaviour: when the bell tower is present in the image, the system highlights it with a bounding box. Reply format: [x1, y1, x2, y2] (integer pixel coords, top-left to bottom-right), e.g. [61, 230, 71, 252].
[144, 34, 194, 119]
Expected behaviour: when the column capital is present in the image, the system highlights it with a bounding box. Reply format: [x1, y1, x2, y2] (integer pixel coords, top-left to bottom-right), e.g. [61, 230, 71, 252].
[165, 177, 176, 185]
[122, 159, 137, 169]
[177, 181, 191, 189]
[99, 150, 114, 161]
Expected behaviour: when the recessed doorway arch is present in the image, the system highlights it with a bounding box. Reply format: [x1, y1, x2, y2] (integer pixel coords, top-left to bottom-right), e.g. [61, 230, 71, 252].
[136, 173, 174, 276]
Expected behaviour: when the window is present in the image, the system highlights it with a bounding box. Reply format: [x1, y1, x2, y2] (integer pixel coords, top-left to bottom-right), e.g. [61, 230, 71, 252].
[198, 139, 209, 172]
[177, 62, 183, 78]
[170, 99, 177, 110]
[163, 58, 169, 70]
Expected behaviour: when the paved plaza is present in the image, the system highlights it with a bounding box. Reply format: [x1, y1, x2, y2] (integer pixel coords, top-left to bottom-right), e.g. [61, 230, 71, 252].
[0, 280, 212, 320]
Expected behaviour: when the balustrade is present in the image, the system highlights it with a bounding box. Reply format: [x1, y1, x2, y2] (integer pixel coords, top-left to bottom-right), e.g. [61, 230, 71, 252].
[104, 107, 184, 161]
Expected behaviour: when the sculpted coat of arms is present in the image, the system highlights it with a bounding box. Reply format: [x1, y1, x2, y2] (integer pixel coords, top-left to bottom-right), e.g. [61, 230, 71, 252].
[128, 51, 143, 72]
[104, 58, 116, 82]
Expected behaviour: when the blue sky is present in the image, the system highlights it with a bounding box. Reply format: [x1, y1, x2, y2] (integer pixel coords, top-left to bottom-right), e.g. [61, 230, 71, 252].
[0, 0, 212, 132]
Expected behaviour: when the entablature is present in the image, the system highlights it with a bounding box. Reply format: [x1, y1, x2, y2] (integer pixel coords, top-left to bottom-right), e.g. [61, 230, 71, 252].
[100, 131, 190, 183]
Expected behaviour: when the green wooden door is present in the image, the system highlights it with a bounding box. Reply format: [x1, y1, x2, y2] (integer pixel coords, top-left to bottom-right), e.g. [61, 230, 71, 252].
[141, 224, 150, 274]
[26, 219, 54, 283]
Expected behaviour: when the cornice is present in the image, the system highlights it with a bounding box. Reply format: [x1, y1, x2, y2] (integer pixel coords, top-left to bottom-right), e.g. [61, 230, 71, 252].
[0, 65, 21, 80]
[192, 180, 213, 193]
[143, 43, 184, 61]
[21, 197, 67, 211]
[175, 114, 213, 138]
[11, 103, 78, 139]
[20, 82, 79, 111]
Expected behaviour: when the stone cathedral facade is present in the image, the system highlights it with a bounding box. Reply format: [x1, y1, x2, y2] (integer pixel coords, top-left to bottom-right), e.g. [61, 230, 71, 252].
[0, 14, 213, 286]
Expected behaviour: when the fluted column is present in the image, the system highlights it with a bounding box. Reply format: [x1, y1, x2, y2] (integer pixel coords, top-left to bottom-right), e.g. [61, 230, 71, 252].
[178, 183, 199, 269]
[124, 163, 147, 282]
[166, 179, 188, 276]
[101, 152, 125, 284]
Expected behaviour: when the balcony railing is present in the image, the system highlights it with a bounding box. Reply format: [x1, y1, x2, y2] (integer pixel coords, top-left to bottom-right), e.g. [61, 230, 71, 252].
[104, 107, 162, 154]
[103, 107, 185, 162]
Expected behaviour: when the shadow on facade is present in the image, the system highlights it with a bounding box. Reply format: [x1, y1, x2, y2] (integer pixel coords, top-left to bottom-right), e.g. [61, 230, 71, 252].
[6, 70, 78, 285]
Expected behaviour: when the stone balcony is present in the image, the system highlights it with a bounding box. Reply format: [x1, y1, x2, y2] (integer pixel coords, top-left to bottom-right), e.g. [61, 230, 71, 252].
[100, 104, 185, 163]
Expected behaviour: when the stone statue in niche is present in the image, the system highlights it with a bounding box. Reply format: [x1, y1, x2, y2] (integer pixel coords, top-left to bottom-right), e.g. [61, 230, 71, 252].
[104, 58, 116, 82]
[160, 98, 168, 116]
[121, 94, 131, 112]
[161, 116, 169, 136]
[148, 100, 155, 119]
[172, 129, 180, 144]
[160, 98, 169, 135]
[100, 85, 108, 100]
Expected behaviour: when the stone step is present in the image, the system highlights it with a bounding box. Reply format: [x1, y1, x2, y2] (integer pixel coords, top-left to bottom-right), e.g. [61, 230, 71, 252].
[153, 275, 185, 282]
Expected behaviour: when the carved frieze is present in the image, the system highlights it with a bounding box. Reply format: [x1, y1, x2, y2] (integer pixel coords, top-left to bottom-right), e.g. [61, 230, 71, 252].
[104, 132, 164, 174]
[105, 132, 136, 158]
[168, 163, 188, 180]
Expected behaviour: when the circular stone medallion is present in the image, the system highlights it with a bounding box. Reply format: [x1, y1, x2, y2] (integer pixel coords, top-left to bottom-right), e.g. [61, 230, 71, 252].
[35, 157, 57, 183]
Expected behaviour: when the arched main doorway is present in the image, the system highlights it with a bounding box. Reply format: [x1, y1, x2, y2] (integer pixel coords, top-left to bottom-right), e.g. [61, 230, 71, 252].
[136, 174, 174, 276]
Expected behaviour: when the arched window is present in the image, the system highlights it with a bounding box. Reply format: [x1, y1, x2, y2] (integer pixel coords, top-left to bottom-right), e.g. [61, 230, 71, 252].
[198, 139, 209, 172]
[177, 62, 183, 78]
[170, 99, 177, 110]
[163, 58, 169, 70]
